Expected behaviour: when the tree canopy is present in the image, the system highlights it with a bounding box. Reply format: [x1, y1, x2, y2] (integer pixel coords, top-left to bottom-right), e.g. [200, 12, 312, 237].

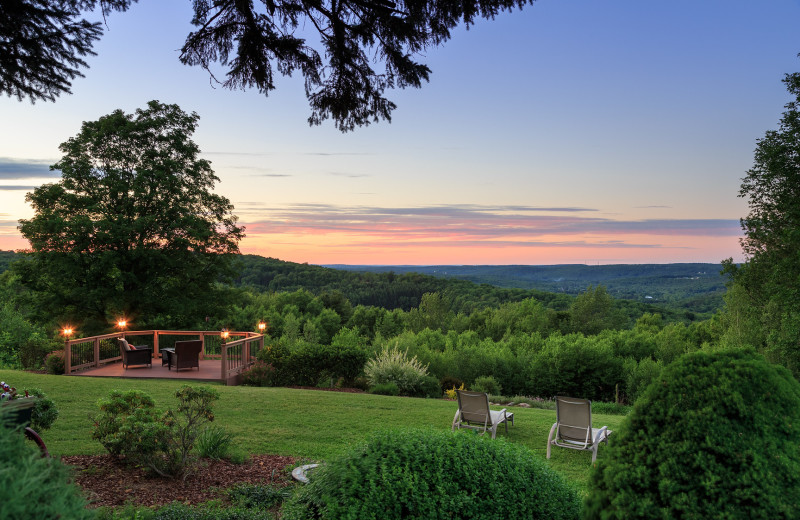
[724, 63, 800, 372]
[3, 0, 535, 131]
[0, 0, 133, 102]
[15, 100, 245, 334]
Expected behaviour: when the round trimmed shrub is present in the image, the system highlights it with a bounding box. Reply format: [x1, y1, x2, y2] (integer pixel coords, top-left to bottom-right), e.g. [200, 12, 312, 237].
[0, 414, 92, 519]
[283, 428, 580, 520]
[584, 348, 800, 519]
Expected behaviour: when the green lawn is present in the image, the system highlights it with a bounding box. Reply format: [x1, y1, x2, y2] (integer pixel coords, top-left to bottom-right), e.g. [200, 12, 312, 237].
[1, 369, 626, 489]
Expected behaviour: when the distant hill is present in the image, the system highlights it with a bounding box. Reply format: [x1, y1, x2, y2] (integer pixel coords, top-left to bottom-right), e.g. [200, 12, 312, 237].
[324, 263, 729, 314]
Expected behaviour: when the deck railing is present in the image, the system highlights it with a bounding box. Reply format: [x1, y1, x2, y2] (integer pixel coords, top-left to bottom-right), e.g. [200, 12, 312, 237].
[64, 330, 263, 385]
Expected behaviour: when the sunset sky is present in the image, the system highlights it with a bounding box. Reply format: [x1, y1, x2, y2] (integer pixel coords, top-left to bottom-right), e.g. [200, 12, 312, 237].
[2, 1, 799, 265]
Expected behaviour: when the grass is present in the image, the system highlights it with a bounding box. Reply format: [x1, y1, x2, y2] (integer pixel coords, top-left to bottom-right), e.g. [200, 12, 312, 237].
[1, 369, 626, 489]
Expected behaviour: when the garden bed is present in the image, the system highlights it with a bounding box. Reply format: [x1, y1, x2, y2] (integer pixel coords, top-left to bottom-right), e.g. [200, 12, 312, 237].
[63, 454, 297, 508]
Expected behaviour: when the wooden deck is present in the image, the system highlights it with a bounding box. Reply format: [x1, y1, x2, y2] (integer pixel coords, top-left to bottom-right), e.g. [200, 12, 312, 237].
[71, 357, 224, 383]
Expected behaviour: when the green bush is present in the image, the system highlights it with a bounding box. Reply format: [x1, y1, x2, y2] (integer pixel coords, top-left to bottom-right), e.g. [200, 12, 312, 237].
[258, 340, 367, 387]
[18, 333, 55, 369]
[240, 360, 277, 387]
[92, 386, 220, 479]
[471, 375, 502, 396]
[44, 350, 65, 375]
[25, 388, 59, 431]
[621, 356, 663, 404]
[283, 428, 580, 520]
[414, 374, 442, 398]
[439, 375, 464, 394]
[0, 413, 92, 520]
[364, 345, 430, 397]
[228, 482, 289, 510]
[367, 382, 400, 396]
[584, 349, 800, 519]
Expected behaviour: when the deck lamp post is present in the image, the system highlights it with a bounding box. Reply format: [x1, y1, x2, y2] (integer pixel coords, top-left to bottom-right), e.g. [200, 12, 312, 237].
[117, 319, 127, 340]
[62, 327, 74, 374]
[258, 321, 266, 334]
[221, 329, 229, 345]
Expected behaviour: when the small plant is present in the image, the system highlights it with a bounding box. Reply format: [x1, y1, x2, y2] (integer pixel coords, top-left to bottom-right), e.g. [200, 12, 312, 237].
[444, 383, 466, 400]
[364, 344, 430, 397]
[240, 360, 277, 387]
[44, 350, 65, 375]
[471, 375, 502, 396]
[440, 375, 464, 395]
[227, 482, 290, 509]
[197, 425, 233, 460]
[367, 382, 400, 396]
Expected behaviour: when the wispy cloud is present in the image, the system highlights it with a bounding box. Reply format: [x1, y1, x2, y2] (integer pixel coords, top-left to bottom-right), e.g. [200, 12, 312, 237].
[327, 172, 371, 178]
[238, 204, 740, 246]
[0, 158, 58, 180]
[0, 185, 36, 191]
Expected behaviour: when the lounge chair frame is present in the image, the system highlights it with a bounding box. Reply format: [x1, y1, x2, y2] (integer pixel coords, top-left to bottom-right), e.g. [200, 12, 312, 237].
[546, 396, 610, 463]
[452, 389, 514, 439]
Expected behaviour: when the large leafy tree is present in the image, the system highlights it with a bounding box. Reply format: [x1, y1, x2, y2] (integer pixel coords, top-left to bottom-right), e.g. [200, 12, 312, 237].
[15, 100, 245, 334]
[0, 0, 134, 102]
[724, 65, 800, 372]
[3, 0, 535, 131]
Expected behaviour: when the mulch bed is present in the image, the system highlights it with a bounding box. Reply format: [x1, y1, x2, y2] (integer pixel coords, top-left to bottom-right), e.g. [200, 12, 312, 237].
[63, 454, 298, 509]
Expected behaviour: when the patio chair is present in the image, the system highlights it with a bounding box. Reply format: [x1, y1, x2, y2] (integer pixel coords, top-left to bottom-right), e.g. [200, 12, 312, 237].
[546, 396, 611, 463]
[452, 389, 514, 439]
[118, 338, 152, 369]
[168, 340, 202, 371]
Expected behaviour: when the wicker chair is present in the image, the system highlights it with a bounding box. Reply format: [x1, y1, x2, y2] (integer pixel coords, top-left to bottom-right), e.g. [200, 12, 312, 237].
[168, 340, 202, 371]
[118, 338, 152, 369]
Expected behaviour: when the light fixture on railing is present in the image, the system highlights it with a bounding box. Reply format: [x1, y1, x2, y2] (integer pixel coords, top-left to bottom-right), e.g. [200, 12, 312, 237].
[258, 321, 266, 334]
[116, 318, 128, 340]
[221, 328, 229, 345]
[62, 327, 73, 339]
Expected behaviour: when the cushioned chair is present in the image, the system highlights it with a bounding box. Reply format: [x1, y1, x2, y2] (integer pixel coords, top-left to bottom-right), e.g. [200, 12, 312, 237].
[168, 340, 202, 371]
[546, 396, 611, 463]
[452, 389, 514, 439]
[118, 338, 152, 369]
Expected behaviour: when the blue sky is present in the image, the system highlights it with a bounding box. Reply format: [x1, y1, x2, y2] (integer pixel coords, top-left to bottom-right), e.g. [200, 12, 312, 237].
[1, 0, 799, 265]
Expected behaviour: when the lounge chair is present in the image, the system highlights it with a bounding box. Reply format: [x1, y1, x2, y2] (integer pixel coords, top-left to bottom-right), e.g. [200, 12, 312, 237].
[452, 389, 514, 439]
[546, 396, 611, 463]
[167, 340, 202, 371]
[118, 338, 152, 369]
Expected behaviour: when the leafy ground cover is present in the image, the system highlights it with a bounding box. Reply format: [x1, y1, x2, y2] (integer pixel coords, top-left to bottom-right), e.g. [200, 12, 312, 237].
[2, 369, 625, 494]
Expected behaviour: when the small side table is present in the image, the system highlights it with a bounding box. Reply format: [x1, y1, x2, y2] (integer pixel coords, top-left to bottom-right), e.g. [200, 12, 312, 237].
[161, 348, 175, 369]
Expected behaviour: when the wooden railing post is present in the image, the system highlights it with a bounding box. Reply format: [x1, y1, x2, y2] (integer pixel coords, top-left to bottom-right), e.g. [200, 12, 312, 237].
[153, 331, 160, 358]
[65, 340, 72, 374]
[221, 342, 228, 382]
[94, 338, 100, 367]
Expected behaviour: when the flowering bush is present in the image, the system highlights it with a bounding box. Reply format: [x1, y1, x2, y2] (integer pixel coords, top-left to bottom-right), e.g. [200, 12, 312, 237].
[0, 381, 58, 431]
[365, 345, 430, 397]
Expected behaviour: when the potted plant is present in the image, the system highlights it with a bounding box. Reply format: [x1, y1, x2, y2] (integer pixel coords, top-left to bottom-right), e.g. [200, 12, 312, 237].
[1, 381, 58, 431]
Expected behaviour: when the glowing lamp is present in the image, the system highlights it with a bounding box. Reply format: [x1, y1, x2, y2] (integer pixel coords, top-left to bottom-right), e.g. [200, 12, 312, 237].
[258, 322, 266, 332]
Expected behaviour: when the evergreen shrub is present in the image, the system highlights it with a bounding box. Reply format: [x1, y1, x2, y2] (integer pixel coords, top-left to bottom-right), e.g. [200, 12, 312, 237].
[471, 375, 502, 396]
[258, 341, 366, 386]
[584, 349, 800, 519]
[0, 413, 92, 519]
[283, 428, 580, 520]
[367, 382, 400, 396]
[240, 360, 277, 387]
[44, 350, 65, 374]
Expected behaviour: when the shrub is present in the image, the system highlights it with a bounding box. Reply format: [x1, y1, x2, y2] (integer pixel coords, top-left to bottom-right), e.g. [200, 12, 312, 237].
[584, 349, 800, 519]
[26, 388, 59, 431]
[19, 333, 55, 369]
[471, 375, 502, 396]
[621, 356, 663, 404]
[364, 345, 430, 397]
[444, 382, 465, 400]
[228, 482, 289, 509]
[196, 425, 233, 460]
[44, 350, 65, 375]
[240, 360, 277, 387]
[283, 428, 580, 520]
[414, 375, 442, 398]
[92, 386, 220, 479]
[0, 413, 92, 519]
[439, 375, 464, 394]
[367, 382, 399, 396]
[259, 340, 367, 387]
